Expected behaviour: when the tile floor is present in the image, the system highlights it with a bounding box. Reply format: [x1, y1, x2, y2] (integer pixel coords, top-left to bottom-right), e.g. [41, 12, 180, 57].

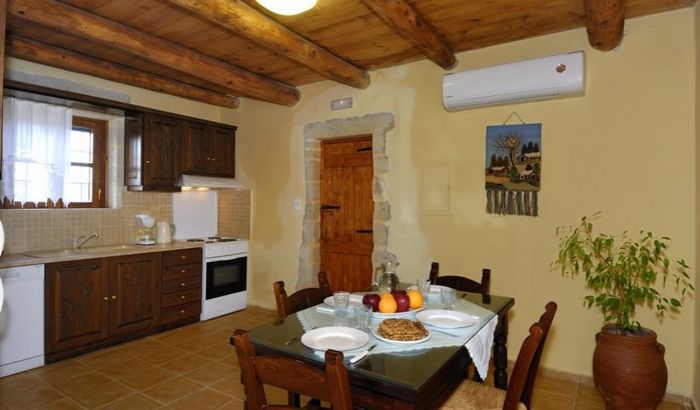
[0, 306, 691, 409]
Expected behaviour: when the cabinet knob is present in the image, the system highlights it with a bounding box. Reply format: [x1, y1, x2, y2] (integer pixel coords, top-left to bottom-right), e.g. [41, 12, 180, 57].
[181, 269, 186, 273]
[181, 256, 187, 259]
[180, 310, 185, 313]
[103, 297, 109, 301]
[180, 295, 186, 300]
[180, 282, 186, 287]
[111, 295, 117, 300]
[145, 160, 150, 164]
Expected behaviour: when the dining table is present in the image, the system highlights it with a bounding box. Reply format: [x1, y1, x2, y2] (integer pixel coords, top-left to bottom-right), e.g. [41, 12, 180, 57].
[249, 290, 515, 410]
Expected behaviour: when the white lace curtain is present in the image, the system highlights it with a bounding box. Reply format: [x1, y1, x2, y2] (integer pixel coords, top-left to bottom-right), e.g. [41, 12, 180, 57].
[2, 97, 73, 204]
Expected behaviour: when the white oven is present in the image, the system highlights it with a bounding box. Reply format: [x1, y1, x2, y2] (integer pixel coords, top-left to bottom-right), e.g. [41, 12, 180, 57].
[201, 240, 248, 321]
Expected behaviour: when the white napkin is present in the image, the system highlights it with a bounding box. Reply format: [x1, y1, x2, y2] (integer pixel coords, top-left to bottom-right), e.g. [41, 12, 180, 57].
[465, 315, 499, 379]
[316, 305, 335, 315]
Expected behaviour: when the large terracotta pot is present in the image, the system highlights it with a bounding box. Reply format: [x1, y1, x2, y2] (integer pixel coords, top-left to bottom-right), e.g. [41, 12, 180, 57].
[592, 325, 667, 410]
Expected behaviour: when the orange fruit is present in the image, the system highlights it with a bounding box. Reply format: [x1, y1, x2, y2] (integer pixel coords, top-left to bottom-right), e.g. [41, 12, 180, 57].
[407, 289, 423, 309]
[378, 295, 398, 313]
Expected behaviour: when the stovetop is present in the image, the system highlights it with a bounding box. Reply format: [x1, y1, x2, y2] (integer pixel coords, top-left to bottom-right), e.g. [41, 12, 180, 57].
[186, 236, 240, 244]
[183, 236, 248, 258]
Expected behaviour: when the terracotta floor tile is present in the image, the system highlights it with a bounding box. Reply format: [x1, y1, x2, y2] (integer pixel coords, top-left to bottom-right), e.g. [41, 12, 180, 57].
[140, 345, 188, 366]
[71, 380, 134, 409]
[52, 371, 112, 397]
[101, 393, 163, 410]
[76, 349, 133, 370]
[120, 367, 176, 390]
[185, 362, 239, 385]
[264, 385, 290, 404]
[118, 340, 169, 358]
[100, 358, 154, 379]
[0, 383, 65, 409]
[172, 333, 223, 352]
[530, 387, 574, 410]
[35, 398, 84, 410]
[0, 371, 46, 395]
[535, 373, 578, 397]
[168, 387, 234, 410]
[656, 401, 687, 410]
[161, 354, 213, 375]
[210, 375, 246, 400]
[196, 344, 237, 361]
[142, 376, 204, 404]
[217, 400, 246, 410]
[33, 360, 92, 384]
[575, 383, 605, 404]
[573, 399, 605, 410]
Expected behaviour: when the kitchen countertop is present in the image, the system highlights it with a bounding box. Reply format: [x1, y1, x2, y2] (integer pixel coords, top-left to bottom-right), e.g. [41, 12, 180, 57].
[0, 241, 203, 269]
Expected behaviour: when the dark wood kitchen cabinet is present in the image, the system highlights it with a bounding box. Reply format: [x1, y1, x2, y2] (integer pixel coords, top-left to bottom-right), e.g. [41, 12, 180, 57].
[125, 112, 182, 191]
[45, 253, 163, 362]
[181, 122, 236, 178]
[160, 248, 202, 326]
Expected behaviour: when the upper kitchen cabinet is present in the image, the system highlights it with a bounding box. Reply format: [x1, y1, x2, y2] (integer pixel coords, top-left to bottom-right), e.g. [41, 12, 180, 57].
[182, 122, 236, 178]
[125, 112, 182, 191]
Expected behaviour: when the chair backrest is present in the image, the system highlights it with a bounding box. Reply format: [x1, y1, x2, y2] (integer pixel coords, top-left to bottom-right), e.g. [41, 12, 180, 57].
[503, 301, 558, 410]
[429, 262, 491, 295]
[273, 281, 327, 319]
[317, 271, 333, 298]
[231, 329, 353, 410]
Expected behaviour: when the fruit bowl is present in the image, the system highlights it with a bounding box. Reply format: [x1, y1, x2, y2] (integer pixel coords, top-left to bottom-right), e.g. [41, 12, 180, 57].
[371, 305, 426, 319]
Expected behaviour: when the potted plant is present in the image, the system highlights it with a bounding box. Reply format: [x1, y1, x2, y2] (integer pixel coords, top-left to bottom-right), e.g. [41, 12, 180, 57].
[553, 213, 694, 409]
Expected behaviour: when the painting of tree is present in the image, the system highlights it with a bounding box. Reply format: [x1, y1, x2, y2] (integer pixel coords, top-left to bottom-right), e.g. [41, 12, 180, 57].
[485, 123, 542, 216]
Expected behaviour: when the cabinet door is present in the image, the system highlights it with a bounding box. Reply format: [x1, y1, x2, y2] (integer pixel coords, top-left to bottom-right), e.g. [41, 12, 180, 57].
[143, 113, 181, 189]
[208, 126, 235, 177]
[181, 121, 208, 175]
[45, 259, 109, 354]
[108, 253, 161, 336]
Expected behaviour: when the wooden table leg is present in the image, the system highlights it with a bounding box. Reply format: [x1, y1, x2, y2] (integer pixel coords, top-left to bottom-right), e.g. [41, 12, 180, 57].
[493, 318, 509, 390]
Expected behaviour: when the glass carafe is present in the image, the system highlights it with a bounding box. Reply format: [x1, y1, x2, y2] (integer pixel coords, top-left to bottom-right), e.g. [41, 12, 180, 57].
[375, 261, 400, 294]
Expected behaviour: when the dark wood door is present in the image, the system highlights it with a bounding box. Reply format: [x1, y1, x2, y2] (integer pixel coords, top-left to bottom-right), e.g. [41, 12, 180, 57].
[181, 121, 208, 175]
[209, 126, 235, 177]
[45, 259, 109, 354]
[320, 136, 373, 292]
[108, 253, 161, 336]
[143, 113, 181, 189]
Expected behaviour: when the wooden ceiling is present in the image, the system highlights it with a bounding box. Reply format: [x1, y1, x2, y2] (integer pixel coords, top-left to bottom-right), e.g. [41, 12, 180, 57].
[3, 0, 694, 107]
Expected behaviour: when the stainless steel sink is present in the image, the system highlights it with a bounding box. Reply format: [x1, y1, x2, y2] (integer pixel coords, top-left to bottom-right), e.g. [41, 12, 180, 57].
[23, 244, 138, 259]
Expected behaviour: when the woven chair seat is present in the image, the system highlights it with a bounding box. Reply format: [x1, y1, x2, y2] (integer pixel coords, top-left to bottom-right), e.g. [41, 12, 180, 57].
[441, 380, 527, 410]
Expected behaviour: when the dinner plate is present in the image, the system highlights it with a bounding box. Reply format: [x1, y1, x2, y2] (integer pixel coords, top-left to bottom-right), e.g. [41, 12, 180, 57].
[371, 304, 426, 319]
[301, 326, 370, 351]
[323, 294, 365, 307]
[371, 325, 431, 345]
[416, 309, 477, 328]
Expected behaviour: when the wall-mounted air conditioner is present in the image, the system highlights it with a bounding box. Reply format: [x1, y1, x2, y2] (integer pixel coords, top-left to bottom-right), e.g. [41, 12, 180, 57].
[442, 51, 585, 111]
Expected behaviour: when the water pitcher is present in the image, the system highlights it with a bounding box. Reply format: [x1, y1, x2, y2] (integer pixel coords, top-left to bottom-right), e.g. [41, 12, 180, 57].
[374, 260, 400, 294]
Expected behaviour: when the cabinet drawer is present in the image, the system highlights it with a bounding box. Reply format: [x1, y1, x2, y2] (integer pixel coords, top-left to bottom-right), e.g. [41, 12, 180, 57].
[162, 263, 202, 281]
[162, 248, 202, 266]
[161, 302, 201, 325]
[163, 276, 202, 294]
[162, 288, 201, 309]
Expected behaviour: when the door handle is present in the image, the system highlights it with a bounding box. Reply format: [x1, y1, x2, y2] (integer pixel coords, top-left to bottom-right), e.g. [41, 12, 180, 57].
[321, 204, 341, 211]
[356, 147, 372, 152]
[356, 229, 373, 234]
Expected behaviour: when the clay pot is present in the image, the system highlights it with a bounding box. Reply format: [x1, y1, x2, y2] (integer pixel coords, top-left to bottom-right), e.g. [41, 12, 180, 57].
[592, 325, 667, 410]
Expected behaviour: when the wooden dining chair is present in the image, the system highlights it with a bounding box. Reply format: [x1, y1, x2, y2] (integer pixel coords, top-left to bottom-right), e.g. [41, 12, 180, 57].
[231, 329, 353, 410]
[317, 271, 333, 298]
[441, 301, 558, 410]
[429, 261, 491, 295]
[273, 279, 329, 319]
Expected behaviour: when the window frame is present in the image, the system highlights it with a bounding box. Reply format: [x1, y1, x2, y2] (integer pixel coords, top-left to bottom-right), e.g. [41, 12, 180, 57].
[66, 116, 107, 208]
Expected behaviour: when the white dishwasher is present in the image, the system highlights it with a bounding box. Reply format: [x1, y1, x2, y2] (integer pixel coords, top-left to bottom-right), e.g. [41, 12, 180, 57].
[0, 264, 45, 377]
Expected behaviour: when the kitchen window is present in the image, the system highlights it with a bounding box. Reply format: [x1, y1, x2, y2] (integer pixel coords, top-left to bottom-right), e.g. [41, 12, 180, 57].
[1, 98, 107, 208]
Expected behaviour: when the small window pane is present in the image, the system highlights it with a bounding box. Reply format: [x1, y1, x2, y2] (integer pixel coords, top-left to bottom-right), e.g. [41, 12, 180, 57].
[64, 166, 93, 203]
[69, 127, 93, 163]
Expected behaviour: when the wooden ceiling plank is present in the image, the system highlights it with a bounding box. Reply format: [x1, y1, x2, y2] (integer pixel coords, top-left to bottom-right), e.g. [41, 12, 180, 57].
[165, 0, 369, 89]
[360, 0, 456, 69]
[9, 0, 299, 106]
[584, 0, 624, 50]
[6, 35, 240, 108]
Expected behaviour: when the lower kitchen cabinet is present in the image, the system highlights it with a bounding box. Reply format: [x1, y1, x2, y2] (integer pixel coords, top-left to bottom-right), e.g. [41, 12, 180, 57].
[45, 252, 165, 362]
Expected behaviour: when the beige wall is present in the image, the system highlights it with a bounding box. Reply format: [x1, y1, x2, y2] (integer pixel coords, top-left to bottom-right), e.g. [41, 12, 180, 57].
[231, 9, 697, 396]
[695, 3, 700, 406]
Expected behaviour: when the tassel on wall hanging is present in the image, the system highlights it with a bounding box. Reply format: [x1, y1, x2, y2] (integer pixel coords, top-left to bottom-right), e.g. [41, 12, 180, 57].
[485, 113, 541, 216]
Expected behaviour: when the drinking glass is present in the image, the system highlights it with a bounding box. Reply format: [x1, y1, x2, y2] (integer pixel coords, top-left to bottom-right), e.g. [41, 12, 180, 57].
[354, 304, 373, 332]
[441, 287, 456, 310]
[333, 291, 350, 325]
[416, 278, 431, 298]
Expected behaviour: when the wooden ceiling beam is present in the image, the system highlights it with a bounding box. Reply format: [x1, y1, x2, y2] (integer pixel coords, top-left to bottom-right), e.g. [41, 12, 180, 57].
[165, 0, 369, 89]
[9, 0, 299, 106]
[584, 0, 625, 51]
[6, 35, 240, 108]
[360, 0, 456, 69]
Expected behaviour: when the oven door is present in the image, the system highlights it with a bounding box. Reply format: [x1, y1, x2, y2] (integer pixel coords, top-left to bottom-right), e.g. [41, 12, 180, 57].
[205, 255, 247, 300]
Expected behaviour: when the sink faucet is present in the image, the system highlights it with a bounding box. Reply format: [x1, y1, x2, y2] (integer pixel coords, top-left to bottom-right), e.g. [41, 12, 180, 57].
[72, 233, 99, 250]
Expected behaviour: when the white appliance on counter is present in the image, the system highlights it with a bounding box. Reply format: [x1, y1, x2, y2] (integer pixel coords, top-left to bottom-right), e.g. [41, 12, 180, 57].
[173, 191, 248, 321]
[0, 264, 45, 377]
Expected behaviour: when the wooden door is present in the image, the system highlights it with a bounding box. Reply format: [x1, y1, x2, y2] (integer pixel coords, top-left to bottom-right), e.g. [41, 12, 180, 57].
[143, 113, 181, 188]
[320, 136, 373, 292]
[45, 259, 109, 354]
[108, 253, 161, 336]
[209, 126, 236, 177]
[181, 121, 208, 175]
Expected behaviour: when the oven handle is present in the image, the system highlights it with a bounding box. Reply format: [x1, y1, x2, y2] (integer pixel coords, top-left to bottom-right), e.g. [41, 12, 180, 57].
[204, 254, 247, 263]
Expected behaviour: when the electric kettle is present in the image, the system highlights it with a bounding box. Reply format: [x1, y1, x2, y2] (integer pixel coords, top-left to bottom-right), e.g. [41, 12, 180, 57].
[156, 222, 173, 244]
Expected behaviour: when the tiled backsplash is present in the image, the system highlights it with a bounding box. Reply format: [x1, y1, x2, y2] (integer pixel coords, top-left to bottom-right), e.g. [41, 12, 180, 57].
[218, 189, 251, 239]
[0, 188, 172, 254]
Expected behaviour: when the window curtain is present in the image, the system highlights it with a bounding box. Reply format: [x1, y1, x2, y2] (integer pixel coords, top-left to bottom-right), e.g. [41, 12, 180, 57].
[2, 97, 73, 204]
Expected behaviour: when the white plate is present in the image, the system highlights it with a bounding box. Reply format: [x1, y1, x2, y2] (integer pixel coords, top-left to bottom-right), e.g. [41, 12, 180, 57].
[324, 294, 365, 307]
[301, 326, 370, 351]
[371, 324, 431, 345]
[416, 309, 477, 329]
[371, 304, 426, 319]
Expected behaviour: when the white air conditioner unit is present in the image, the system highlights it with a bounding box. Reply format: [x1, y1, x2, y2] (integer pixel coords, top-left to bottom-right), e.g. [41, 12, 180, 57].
[442, 51, 585, 111]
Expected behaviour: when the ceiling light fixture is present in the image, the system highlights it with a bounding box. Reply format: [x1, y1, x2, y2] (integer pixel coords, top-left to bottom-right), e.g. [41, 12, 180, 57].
[256, 0, 317, 16]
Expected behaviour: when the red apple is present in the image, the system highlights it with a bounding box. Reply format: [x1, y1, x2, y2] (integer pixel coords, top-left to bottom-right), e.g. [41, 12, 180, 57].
[362, 293, 381, 312]
[391, 289, 407, 297]
[393, 292, 410, 312]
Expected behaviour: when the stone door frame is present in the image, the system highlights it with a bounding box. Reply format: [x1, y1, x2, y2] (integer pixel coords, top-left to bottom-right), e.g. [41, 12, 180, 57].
[297, 113, 395, 289]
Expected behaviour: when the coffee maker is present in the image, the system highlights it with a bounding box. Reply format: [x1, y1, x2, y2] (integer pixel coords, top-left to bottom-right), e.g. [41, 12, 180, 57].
[134, 214, 156, 245]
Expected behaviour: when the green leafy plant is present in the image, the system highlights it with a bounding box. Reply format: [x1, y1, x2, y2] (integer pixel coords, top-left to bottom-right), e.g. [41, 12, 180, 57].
[553, 213, 694, 332]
